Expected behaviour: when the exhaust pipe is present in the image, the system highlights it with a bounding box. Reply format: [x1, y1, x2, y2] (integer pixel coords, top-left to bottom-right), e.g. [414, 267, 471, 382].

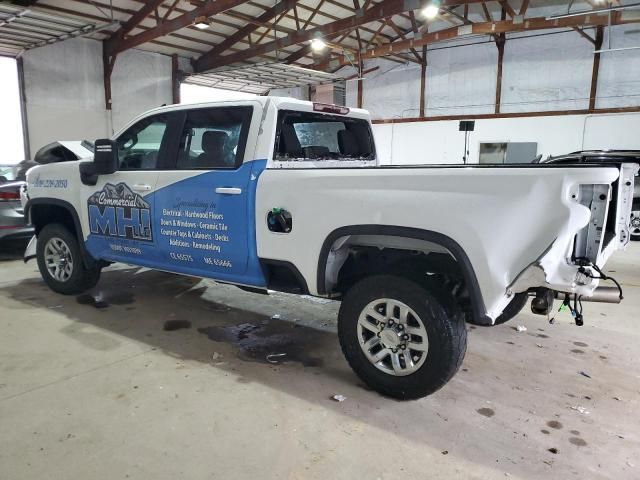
[554, 287, 622, 304]
[581, 287, 622, 304]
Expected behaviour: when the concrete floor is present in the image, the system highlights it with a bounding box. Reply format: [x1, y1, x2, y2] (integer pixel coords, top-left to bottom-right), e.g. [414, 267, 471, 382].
[0, 240, 639, 480]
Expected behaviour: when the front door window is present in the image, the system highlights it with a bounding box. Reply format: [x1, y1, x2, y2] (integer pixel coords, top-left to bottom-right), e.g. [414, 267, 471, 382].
[117, 114, 169, 170]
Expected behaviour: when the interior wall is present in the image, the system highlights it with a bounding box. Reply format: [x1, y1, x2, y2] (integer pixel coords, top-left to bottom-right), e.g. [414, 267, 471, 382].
[345, 24, 640, 120]
[110, 48, 172, 134]
[426, 41, 497, 117]
[596, 24, 640, 109]
[341, 22, 640, 165]
[501, 30, 593, 113]
[362, 58, 422, 119]
[22, 37, 174, 155]
[372, 112, 640, 165]
[22, 37, 107, 156]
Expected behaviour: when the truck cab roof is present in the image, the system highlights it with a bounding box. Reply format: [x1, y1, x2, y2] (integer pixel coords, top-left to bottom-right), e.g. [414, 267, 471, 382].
[129, 96, 371, 124]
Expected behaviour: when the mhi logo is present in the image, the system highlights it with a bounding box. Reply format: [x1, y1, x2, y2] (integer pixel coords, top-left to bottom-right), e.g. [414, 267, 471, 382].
[88, 183, 153, 241]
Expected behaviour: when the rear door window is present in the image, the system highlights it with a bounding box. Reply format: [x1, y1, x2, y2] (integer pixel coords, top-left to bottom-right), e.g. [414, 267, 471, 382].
[175, 106, 253, 170]
[275, 110, 375, 161]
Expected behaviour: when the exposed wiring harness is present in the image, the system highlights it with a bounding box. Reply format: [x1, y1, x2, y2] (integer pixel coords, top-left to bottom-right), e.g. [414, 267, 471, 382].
[550, 294, 584, 326]
[575, 257, 624, 301]
[550, 257, 623, 327]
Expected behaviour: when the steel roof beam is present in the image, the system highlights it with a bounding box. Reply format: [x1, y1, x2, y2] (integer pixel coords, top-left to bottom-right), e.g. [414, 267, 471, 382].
[29, 3, 225, 55]
[112, 0, 165, 39]
[195, 0, 486, 71]
[6, 1, 40, 6]
[319, 10, 640, 69]
[105, 0, 253, 56]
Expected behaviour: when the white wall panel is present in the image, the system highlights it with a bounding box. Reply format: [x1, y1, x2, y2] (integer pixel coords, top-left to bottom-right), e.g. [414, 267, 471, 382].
[373, 112, 640, 165]
[22, 38, 108, 154]
[23, 38, 175, 152]
[583, 113, 640, 149]
[348, 25, 636, 120]
[345, 74, 358, 108]
[426, 41, 497, 116]
[596, 24, 640, 109]
[111, 48, 172, 133]
[362, 58, 422, 119]
[501, 30, 593, 113]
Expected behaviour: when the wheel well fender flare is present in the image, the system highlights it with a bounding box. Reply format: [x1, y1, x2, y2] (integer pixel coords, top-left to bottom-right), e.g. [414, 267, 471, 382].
[317, 225, 491, 326]
[25, 198, 96, 268]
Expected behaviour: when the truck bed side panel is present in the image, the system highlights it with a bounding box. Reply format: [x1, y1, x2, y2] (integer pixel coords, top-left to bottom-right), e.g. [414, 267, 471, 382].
[255, 166, 620, 319]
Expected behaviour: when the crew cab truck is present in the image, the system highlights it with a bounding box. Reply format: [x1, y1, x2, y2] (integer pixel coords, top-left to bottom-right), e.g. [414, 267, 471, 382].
[23, 97, 636, 400]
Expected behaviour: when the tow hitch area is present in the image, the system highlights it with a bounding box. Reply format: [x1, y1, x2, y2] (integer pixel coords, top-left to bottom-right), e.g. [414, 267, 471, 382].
[531, 289, 555, 316]
[530, 283, 623, 327]
[529, 257, 624, 326]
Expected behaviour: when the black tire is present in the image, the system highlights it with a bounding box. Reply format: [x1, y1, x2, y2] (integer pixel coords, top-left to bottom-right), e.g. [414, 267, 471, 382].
[36, 223, 100, 295]
[630, 208, 640, 240]
[467, 292, 528, 326]
[338, 275, 467, 400]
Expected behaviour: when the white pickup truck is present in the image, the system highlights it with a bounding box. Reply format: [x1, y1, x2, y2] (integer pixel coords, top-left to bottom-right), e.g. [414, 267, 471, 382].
[22, 97, 636, 399]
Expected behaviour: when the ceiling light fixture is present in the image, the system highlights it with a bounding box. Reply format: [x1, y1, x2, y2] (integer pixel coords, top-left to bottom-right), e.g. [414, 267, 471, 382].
[194, 16, 209, 29]
[422, 2, 440, 19]
[310, 38, 327, 53]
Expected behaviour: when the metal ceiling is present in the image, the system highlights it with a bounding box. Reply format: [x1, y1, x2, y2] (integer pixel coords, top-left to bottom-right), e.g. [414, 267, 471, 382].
[0, 3, 116, 57]
[184, 62, 341, 93]
[13, 0, 410, 62]
[0, 0, 513, 63]
[0, 0, 638, 95]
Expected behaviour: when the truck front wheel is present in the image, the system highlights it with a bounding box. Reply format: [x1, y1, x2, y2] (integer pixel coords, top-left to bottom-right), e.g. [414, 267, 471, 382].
[36, 223, 100, 295]
[338, 275, 467, 400]
[631, 209, 640, 240]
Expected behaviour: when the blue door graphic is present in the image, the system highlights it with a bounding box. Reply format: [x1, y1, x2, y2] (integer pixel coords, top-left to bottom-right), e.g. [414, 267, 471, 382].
[146, 159, 267, 287]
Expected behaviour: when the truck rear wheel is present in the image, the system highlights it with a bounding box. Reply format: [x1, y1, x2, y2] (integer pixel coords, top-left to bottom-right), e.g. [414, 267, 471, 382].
[36, 223, 100, 295]
[338, 275, 467, 400]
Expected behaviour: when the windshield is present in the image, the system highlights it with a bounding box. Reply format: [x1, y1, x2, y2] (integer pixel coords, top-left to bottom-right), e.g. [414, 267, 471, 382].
[81, 140, 95, 153]
[0, 165, 17, 183]
[274, 110, 375, 161]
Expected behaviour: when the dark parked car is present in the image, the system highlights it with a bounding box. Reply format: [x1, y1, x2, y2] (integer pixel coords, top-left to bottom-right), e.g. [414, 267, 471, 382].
[543, 150, 640, 240]
[1, 141, 94, 244]
[0, 169, 31, 242]
[13, 140, 94, 181]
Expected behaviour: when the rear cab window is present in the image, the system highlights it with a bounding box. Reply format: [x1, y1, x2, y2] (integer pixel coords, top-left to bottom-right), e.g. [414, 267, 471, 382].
[272, 106, 376, 168]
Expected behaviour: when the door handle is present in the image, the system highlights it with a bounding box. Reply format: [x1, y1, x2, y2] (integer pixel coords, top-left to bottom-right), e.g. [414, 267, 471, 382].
[215, 187, 242, 195]
[132, 184, 152, 192]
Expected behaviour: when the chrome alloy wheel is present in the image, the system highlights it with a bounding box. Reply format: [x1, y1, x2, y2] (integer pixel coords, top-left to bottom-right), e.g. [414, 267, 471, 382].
[43, 237, 74, 282]
[357, 298, 429, 376]
[631, 211, 640, 236]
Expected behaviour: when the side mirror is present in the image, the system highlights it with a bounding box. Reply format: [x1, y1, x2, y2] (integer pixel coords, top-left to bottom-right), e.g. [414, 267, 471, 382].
[94, 139, 118, 175]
